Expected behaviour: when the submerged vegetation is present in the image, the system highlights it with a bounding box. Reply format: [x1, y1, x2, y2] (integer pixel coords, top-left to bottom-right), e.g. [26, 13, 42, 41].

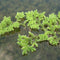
[0, 10, 60, 55]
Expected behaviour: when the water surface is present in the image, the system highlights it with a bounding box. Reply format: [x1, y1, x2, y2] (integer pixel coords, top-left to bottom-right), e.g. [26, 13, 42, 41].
[0, 0, 60, 60]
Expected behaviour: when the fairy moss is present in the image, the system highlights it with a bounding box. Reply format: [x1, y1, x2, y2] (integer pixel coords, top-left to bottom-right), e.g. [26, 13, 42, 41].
[0, 16, 20, 35]
[0, 9, 60, 55]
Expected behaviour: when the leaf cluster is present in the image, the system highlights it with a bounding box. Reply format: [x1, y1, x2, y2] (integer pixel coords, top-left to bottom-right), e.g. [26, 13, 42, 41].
[16, 10, 60, 55]
[24, 10, 45, 29]
[17, 32, 38, 55]
[0, 10, 60, 55]
[0, 16, 20, 35]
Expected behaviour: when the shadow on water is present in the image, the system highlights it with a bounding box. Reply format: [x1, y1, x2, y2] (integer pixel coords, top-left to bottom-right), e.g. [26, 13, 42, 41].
[0, 0, 60, 60]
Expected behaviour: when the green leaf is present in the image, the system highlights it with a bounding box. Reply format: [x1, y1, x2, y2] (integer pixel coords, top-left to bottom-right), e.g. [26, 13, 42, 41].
[30, 46, 36, 52]
[15, 12, 25, 21]
[12, 22, 20, 28]
[58, 11, 60, 18]
[48, 36, 59, 45]
[32, 42, 38, 47]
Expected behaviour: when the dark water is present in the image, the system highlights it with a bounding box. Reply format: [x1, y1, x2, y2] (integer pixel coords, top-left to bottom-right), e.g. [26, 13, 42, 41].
[0, 0, 60, 60]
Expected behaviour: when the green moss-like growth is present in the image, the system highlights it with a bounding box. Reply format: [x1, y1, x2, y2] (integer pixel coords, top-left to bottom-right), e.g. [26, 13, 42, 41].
[0, 16, 20, 35]
[17, 32, 38, 55]
[17, 10, 60, 55]
[15, 12, 25, 22]
[0, 10, 60, 55]
[24, 10, 45, 29]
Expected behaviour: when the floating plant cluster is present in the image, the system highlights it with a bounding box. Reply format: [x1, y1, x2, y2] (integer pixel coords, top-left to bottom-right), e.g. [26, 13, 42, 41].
[0, 10, 60, 55]
[0, 16, 20, 35]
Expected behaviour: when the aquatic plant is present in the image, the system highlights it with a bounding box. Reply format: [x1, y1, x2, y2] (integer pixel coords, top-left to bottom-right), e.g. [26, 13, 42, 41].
[15, 12, 25, 22]
[0, 16, 20, 35]
[24, 9, 45, 29]
[0, 10, 60, 55]
[17, 10, 60, 55]
[17, 32, 38, 55]
[58, 11, 60, 18]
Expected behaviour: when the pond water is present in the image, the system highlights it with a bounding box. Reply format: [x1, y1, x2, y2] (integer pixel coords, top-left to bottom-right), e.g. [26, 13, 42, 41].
[0, 0, 60, 60]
